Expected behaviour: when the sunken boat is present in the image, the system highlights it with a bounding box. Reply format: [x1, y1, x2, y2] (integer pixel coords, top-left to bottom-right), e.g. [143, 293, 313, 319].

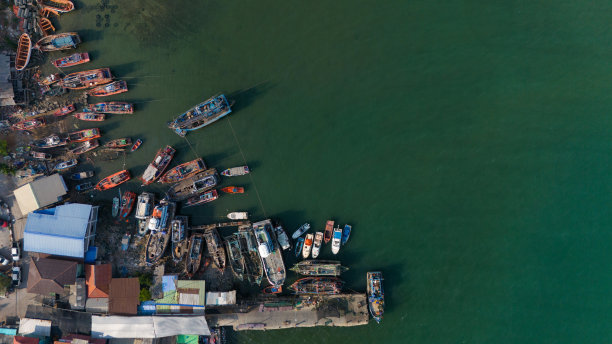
[237, 229, 264, 286]
[34, 134, 68, 148]
[225, 234, 246, 281]
[144, 201, 176, 265]
[87, 80, 127, 96]
[68, 128, 100, 143]
[52, 52, 89, 68]
[171, 216, 187, 263]
[85, 102, 133, 114]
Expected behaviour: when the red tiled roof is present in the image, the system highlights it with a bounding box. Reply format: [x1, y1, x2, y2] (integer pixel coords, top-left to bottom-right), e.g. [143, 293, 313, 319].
[27, 257, 77, 295]
[85, 264, 111, 298]
[108, 278, 140, 315]
[14, 337, 39, 344]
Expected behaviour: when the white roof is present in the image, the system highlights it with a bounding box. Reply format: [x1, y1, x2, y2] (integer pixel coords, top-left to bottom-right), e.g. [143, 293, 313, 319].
[14, 174, 67, 214]
[91, 315, 210, 338]
[205, 291, 236, 305]
[18, 318, 52, 336]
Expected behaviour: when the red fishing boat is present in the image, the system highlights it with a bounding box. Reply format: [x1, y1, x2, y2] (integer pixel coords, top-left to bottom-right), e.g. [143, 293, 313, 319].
[15, 33, 31, 71]
[221, 186, 244, 194]
[130, 139, 142, 152]
[74, 113, 105, 121]
[324, 220, 334, 244]
[12, 119, 44, 130]
[158, 158, 206, 184]
[119, 191, 136, 218]
[53, 104, 75, 116]
[95, 170, 130, 191]
[87, 80, 128, 97]
[140, 145, 175, 185]
[67, 128, 100, 143]
[61, 68, 112, 89]
[52, 52, 89, 68]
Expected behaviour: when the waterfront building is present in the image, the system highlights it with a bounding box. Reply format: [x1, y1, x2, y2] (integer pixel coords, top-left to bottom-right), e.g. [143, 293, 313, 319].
[14, 174, 67, 215]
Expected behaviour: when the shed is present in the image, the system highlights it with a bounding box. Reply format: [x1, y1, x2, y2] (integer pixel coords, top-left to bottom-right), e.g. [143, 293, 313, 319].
[14, 174, 67, 215]
[69, 278, 86, 310]
[27, 258, 77, 295]
[86, 264, 111, 298]
[108, 278, 140, 315]
[24, 203, 98, 258]
[205, 290, 236, 306]
[18, 318, 51, 336]
[86, 298, 109, 314]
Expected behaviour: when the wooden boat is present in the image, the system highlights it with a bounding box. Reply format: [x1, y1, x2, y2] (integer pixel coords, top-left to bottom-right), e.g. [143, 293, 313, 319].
[324, 220, 334, 244]
[185, 233, 204, 277]
[227, 212, 248, 220]
[291, 223, 310, 239]
[302, 233, 313, 259]
[273, 223, 291, 251]
[341, 224, 351, 245]
[168, 94, 232, 136]
[53, 104, 75, 116]
[221, 166, 249, 177]
[167, 169, 217, 201]
[159, 158, 206, 184]
[294, 237, 304, 258]
[39, 73, 61, 86]
[95, 169, 130, 191]
[75, 182, 93, 192]
[185, 189, 219, 207]
[52, 52, 89, 68]
[171, 217, 187, 263]
[74, 112, 105, 121]
[145, 229, 171, 265]
[85, 102, 133, 114]
[112, 197, 119, 217]
[130, 139, 142, 152]
[70, 171, 94, 180]
[225, 234, 245, 281]
[68, 128, 100, 143]
[15, 33, 31, 71]
[263, 285, 282, 294]
[312, 232, 323, 258]
[135, 192, 154, 220]
[29, 151, 51, 160]
[140, 145, 175, 185]
[54, 159, 77, 171]
[290, 260, 348, 277]
[34, 134, 68, 148]
[38, 17, 55, 36]
[331, 225, 342, 255]
[35, 32, 80, 51]
[104, 138, 131, 148]
[367, 271, 384, 323]
[87, 80, 128, 97]
[39, 0, 75, 13]
[13, 119, 44, 130]
[61, 68, 112, 89]
[69, 139, 98, 155]
[221, 186, 244, 194]
[204, 228, 226, 271]
[289, 277, 344, 295]
[118, 191, 136, 218]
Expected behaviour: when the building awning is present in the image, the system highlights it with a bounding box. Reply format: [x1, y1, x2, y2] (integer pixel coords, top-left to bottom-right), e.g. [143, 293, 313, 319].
[91, 316, 210, 338]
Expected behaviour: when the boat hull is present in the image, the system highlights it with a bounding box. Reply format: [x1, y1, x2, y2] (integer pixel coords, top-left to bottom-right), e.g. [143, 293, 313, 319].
[36, 32, 80, 51]
[159, 158, 206, 184]
[16, 33, 31, 71]
[169, 94, 232, 136]
[367, 272, 384, 323]
[52, 52, 89, 68]
[95, 170, 130, 191]
[87, 80, 127, 97]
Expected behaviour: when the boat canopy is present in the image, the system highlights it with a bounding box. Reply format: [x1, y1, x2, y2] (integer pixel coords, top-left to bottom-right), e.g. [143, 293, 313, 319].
[258, 244, 270, 258]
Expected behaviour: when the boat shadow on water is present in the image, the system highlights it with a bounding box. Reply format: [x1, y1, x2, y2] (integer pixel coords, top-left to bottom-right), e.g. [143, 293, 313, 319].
[110, 61, 140, 77]
[226, 82, 275, 113]
[76, 29, 104, 43]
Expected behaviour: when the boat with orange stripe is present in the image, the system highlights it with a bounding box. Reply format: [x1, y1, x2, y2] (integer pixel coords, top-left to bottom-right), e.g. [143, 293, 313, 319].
[15, 34, 31, 71]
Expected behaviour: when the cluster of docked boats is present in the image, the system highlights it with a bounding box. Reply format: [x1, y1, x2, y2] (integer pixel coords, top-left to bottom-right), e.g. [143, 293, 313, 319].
[292, 220, 352, 259]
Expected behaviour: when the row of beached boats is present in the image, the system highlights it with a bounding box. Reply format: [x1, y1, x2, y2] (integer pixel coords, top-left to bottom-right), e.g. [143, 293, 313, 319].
[292, 220, 352, 259]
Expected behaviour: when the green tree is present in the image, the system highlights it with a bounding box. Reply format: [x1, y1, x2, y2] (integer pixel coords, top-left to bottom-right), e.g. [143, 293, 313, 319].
[0, 164, 15, 176]
[0, 273, 11, 294]
[0, 140, 8, 156]
[136, 272, 152, 288]
[139, 288, 151, 302]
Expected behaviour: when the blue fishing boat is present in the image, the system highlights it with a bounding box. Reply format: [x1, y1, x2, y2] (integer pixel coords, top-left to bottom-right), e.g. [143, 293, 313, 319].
[168, 94, 232, 136]
[341, 224, 351, 245]
[367, 271, 384, 323]
[75, 182, 92, 192]
[294, 237, 304, 258]
[54, 159, 77, 171]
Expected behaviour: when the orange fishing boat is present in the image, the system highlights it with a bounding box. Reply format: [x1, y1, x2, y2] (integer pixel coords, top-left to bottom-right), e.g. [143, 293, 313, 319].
[87, 80, 128, 97]
[12, 119, 44, 131]
[38, 17, 55, 36]
[52, 52, 89, 68]
[67, 128, 100, 143]
[53, 104, 75, 116]
[158, 158, 206, 184]
[74, 113, 105, 121]
[221, 186, 244, 194]
[15, 34, 31, 71]
[39, 0, 75, 13]
[61, 68, 112, 89]
[95, 170, 131, 191]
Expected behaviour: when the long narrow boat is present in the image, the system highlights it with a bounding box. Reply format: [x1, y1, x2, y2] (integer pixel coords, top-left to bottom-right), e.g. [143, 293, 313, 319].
[221, 186, 244, 194]
[221, 166, 249, 177]
[38, 18, 55, 36]
[70, 171, 94, 180]
[237, 229, 264, 285]
[145, 229, 171, 266]
[312, 232, 323, 258]
[225, 234, 246, 281]
[288, 277, 344, 295]
[159, 158, 206, 184]
[39, 0, 75, 13]
[61, 68, 112, 89]
[15, 33, 31, 71]
[204, 228, 226, 271]
[85, 102, 133, 114]
[185, 189, 218, 207]
[290, 260, 348, 277]
[341, 224, 352, 245]
[35, 32, 80, 51]
[52, 52, 89, 68]
[167, 169, 217, 201]
[87, 80, 128, 97]
[273, 223, 291, 251]
[146, 200, 175, 232]
[228, 212, 248, 220]
[171, 216, 187, 263]
[119, 191, 136, 218]
[68, 128, 100, 143]
[294, 237, 304, 258]
[331, 226, 342, 255]
[54, 159, 77, 171]
[291, 223, 310, 239]
[74, 113, 105, 121]
[95, 170, 130, 191]
[168, 94, 232, 136]
[112, 197, 119, 217]
[140, 145, 175, 185]
[104, 138, 131, 148]
[367, 271, 384, 323]
[302, 233, 313, 259]
[39, 73, 61, 86]
[12, 119, 44, 130]
[34, 134, 68, 148]
[185, 233, 204, 277]
[135, 192, 154, 220]
[69, 139, 98, 155]
[253, 219, 286, 286]
[324, 220, 334, 244]
[53, 104, 75, 116]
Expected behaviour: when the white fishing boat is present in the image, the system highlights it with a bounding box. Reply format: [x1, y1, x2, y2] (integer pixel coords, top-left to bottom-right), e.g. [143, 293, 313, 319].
[273, 223, 291, 251]
[312, 232, 323, 258]
[135, 192, 154, 220]
[227, 212, 248, 220]
[302, 233, 313, 259]
[221, 165, 249, 177]
[331, 226, 342, 255]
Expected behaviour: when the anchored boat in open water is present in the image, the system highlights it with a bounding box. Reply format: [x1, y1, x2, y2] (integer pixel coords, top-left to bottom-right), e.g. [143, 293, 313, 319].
[253, 219, 286, 286]
[68, 128, 100, 143]
[119, 191, 136, 218]
[171, 216, 187, 263]
[85, 102, 133, 114]
[168, 94, 232, 136]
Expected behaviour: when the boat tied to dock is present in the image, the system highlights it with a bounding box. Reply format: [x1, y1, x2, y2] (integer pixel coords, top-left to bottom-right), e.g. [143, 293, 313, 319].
[54, 159, 77, 171]
[74, 113, 105, 121]
[69, 139, 99, 155]
[227, 212, 248, 220]
[331, 225, 342, 255]
[104, 138, 132, 149]
[53, 104, 75, 116]
[95, 170, 130, 191]
[168, 94, 232, 136]
[226, 234, 246, 281]
[367, 271, 384, 323]
[288, 277, 344, 295]
[341, 224, 352, 245]
[273, 223, 291, 251]
[221, 186, 244, 194]
[221, 166, 249, 177]
[292, 223, 310, 239]
[144, 201, 176, 265]
[290, 260, 348, 276]
[52, 52, 90, 68]
[204, 228, 226, 271]
[167, 168, 218, 201]
[185, 189, 219, 207]
[85, 102, 133, 114]
[40, 0, 75, 13]
[171, 216, 187, 263]
[13, 119, 44, 131]
[253, 219, 286, 286]
[141, 145, 175, 185]
[70, 171, 94, 180]
[294, 237, 304, 258]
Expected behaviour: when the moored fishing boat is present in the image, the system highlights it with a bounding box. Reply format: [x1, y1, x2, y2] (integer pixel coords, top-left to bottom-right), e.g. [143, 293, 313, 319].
[54, 159, 77, 171]
[273, 223, 291, 251]
[144, 229, 171, 266]
[167, 169, 217, 201]
[341, 224, 352, 245]
[312, 232, 323, 258]
[61, 68, 112, 89]
[38, 18, 55, 36]
[34, 134, 68, 148]
[221, 166, 249, 177]
[237, 229, 264, 286]
[288, 277, 344, 295]
[159, 158, 206, 184]
[112, 197, 119, 217]
[227, 212, 248, 220]
[221, 186, 244, 194]
[331, 225, 342, 255]
[140, 145, 175, 185]
[87, 80, 128, 97]
[52, 52, 89, 68]
[35, 32, 80, 51]
[302, 233, 313, 259]
[39, 0, 75, 13]
[324, 220, 334, 244]
[13, 119, 44, 131]
[294, 237, 304, 258]
[185, 233, 204, 277]
[168, 94, 232, 136]
[69, 139, 99, 155]
[130, 139, 142, 152]
[85, 102, 133, 114]
[204, 228, 226, 271]
[74, 112, 105, 121]
[119, 191, 136, 218]
[225, 234, 246, 281]
[15, 33, 31, 71]
[147, 200, 175, 232]
[253, 219, 286, 286]
[367, 271, 385, 323]
[70, 170, 94, 180]
[39, 73, 60, 86]
[135, 192, 154, 220]
[95, 169, 130, 191]
[291, 222, 310, 239]
[171, 217, 188, 264]
[185, 189, 218, 207]
[104, 138, 131, 148]
[29, 151, 51, 160]
[68, 128, 100, 143]
[290, 260, 348, 276]
[53, 104, 75, 116]
[75, 182, 93, 192]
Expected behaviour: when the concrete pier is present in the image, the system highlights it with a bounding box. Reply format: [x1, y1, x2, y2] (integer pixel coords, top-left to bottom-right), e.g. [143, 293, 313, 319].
[207, 293, 370, 331]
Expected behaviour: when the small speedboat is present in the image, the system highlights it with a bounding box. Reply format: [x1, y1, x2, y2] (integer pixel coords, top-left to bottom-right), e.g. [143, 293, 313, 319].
[70, 171, 94, 180]
[302, 233, 313, 259]
[331, 226, 342, 255]
[53, 104, 75, 116]
[292, 222, 310, 239]
[221, 186, 244, 194]
[324, 220, 334, 244]
[227, 212, 248, 220]
[273, 223, 291, 251]
[342, 224, 352, 245]
[75, 182, 93, 192]
[54, 159, 77, 171]
[74, 113, 105, 121]
[112, 197, 119, 217]
[312, 232, 323, 258]
[294, 237, 305, 258]
[221, 166, 249, 177]
[130, 139, 142, 152]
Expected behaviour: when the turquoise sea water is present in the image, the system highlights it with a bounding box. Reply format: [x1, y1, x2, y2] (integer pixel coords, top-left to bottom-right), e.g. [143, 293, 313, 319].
[49, 0, 612, 342]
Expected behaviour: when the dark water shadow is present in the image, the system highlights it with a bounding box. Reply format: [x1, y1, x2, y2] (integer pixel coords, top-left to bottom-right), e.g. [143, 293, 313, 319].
[127, 98, 157, 112]
[227, 82, 275, 113]
[201, 152, 229, 167]
[274, 209, 308, 232]
[97, 121, 120, 133]
[87, 49, 100, 61]
[110, 61, 140, 78]
[78, 29, 104, 43]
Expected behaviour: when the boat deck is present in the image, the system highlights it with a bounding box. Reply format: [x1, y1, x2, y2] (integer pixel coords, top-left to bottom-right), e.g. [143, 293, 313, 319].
[167, 168, 217, 200]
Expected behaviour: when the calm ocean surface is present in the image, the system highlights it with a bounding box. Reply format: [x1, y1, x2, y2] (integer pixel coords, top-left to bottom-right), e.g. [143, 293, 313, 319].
[52, 0, 612, 342]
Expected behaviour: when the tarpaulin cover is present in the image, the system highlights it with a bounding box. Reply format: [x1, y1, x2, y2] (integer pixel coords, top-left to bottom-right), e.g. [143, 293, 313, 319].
[91, 315, 210, 338]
